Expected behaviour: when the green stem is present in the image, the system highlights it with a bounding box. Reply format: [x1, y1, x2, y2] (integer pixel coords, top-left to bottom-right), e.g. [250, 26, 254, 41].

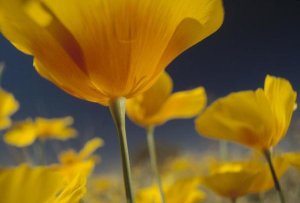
[109, 97, 135, 203]
[263, 149, 285, 203]
[219, 140, 229, 160]
[0, 63, 4, 84]
[146, 126, 166, 203]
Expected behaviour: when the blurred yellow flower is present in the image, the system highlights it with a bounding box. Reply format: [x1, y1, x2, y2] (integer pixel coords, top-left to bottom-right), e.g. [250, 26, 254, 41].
[282, 152, 300, 171]
[0, 164, 86, 203]
[35, 116, 77, 140]
[136, 177, 205, 203]
[55, 138, 104, 182]
[195, 75, 297, 150]
[0, 88, 19, 130]
[3, 116, 77, 147]
[85, 175, 124, 203]
[0, 0, 223, 105]
[126, 71, 207, 127]
[202, 156, 289, 199]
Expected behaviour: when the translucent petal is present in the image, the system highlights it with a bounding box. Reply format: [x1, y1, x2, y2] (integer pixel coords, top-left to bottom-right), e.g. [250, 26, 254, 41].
[195, 90, 276, 150]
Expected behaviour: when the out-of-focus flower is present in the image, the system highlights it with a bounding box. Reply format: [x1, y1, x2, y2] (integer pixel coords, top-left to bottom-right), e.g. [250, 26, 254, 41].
[282, 152, 300, 170]
[0, 0, 223, 105]
[0, 164, 86, 203]
[35, 117, 77, 140]
[136, 177, 205, 203]
[247, 155, 289, 193]
[54, 138, 104, 182]
[195, 75, 297, 151]
[126, 71, 206, 127]
[202, 156, 289, 199]
[51, 174, 87, 203]
[0, 88, 19, 130]
[85, 175, 124, 203]
[3, 116, 77, 147]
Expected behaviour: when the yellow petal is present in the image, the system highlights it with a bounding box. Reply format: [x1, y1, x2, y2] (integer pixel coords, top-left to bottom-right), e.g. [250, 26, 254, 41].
[248, 156, 289, 193]
[55, 159, 96, 183]
[148, 87, 207, 126]
[78, 138, 104, 160]
[157, 0, 224, 72]
[35, 116, 77, 140]
[204, 165, 258, 198]
[282, 152, 300, 171]
[0, 88, 19, 130]
[0, 0, 109, 105]
[0, 164, 63, 203]
[195, 89, 276, 150]
[264, 75, 297, 146]
[1, 0, 223, 103]
[126, 71, 173, 127]
[3, 119, 37, 147]
[136, 177, 204, 203]
[51, 174, 86, 203]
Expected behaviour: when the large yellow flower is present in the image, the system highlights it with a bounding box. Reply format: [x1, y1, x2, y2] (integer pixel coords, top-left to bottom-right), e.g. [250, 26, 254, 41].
[3, 116, 77, 147]
[0, 0, 223, 105]
[195, 75, 297, 150]
[0, 164, 86, 203]
[0, 88, 19, 130]
[126, 71, 207, 127]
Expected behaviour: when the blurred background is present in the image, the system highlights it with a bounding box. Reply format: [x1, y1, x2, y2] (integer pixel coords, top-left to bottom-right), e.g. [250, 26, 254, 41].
[0, 0, 300, 173]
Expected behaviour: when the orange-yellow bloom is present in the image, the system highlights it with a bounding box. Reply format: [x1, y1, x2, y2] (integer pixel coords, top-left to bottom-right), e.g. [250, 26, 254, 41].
[3, 116, 77, 147]
[126, 71, 207, 127]
[0, 88, 19, 130]
[0, 164, 86, 203]
[195, 75, 297, 150]
[0, 0, 223, 105]
[202, 156, 289, 199]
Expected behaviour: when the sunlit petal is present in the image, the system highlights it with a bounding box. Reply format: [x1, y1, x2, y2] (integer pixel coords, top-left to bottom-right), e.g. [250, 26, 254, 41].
[195, 89, 275, 150]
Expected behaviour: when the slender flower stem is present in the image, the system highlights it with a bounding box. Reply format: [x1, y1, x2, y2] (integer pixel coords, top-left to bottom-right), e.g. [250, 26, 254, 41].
[146, 126, 166, 203]
[219, 140, 229, 160]
[263, 149, 285, 203]
[109, 97, 135, 203]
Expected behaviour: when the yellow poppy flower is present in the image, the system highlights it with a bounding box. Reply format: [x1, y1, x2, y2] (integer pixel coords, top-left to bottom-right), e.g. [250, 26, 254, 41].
[195, 75, 297, 150]
[3, 116, 77, 147]
[202, 157, 289, 199]
[0, 0, 223, 105]
[0, 88, 19, 130]
[0, 164, 86, 203]
[136, 177, 205, 203]
[55, 138, 104, 181]
[126, 71, 207, 127]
